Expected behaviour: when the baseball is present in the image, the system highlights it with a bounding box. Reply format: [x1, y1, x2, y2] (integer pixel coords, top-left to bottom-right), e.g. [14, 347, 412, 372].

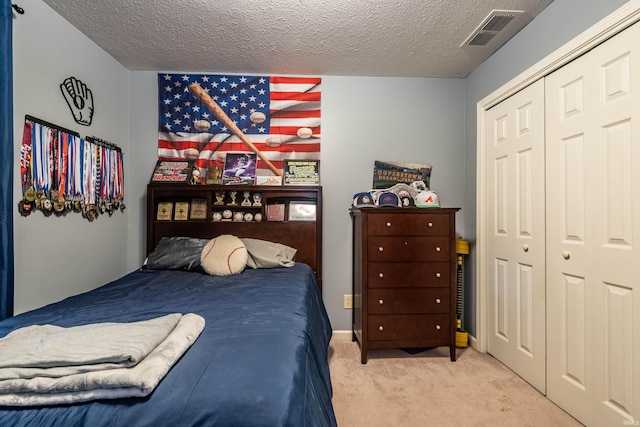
[266, 137, 281, 147]
[297, 127, 313, 139]
[200, 235, 248, 276]
[184, 148, 199, 160]
[254, 213, 262, 222]
[194, 120, 211, 131]
[250, 112, 266, 124]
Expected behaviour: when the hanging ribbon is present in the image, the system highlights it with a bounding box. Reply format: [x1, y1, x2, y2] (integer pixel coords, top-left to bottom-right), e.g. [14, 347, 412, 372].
[18, 116, 125, 220]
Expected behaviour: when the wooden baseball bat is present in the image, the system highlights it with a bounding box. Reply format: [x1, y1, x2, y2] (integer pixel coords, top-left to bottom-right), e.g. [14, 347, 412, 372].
[188, 82, 282, 177]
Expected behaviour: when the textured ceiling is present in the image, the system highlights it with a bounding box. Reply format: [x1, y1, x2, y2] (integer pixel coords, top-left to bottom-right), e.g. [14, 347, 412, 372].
[41, 0, 554, 78]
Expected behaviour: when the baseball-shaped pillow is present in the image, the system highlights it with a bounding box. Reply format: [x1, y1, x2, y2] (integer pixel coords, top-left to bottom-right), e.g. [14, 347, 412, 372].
[200, 235, 248, 276]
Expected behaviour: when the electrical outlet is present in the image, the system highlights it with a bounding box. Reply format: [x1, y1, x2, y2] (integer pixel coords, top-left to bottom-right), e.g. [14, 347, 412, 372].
[343, 294, 353, 309]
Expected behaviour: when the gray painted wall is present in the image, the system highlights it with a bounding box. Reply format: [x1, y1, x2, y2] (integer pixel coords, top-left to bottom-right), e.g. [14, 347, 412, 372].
[126, 74, 466, 331]
[12, 0, 630, 334]
[12, 1, 131, 314]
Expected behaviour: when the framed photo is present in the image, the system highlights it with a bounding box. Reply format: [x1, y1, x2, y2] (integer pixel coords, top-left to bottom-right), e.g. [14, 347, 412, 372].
[288, 201, 317, 221]
[156, 202, 173, 220]
[372, 160, 431, 190]
[222, 152, 257, 185]
[150, 160, 194, 184]
[174, 202, 190, 220]
[256, 175, 283, 186]
[266, 203, 285, 222]
[190, 199, 207, 220]
[283, 159, 319, 185]
[205, 165, 223, 185]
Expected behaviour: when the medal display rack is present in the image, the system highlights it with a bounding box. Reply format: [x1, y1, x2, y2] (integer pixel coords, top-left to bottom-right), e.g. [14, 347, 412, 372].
[18, 115, 125, 221]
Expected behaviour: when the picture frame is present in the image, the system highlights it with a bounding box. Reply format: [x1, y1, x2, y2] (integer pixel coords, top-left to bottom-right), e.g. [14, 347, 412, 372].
[156, 202, 173, 220]
[256, 175, 283, 186]
[150, 160, 194, 184]
[173, 202, 190, 220]
[372, 160, 431, 190]
[190, 199, 207, 220]
[266, 203, 285, 222]
[222, 152, 257, 185]
[205, 165, 223, 185]
[288, 201, 317, 221]
[283, 159, 319, 185]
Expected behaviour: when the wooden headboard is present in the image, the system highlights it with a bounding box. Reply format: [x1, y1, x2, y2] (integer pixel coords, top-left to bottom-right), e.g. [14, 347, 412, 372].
[147, 184, 323, 290]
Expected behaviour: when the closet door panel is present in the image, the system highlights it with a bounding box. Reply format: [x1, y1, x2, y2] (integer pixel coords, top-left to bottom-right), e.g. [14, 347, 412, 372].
[546, 21, 640, 426]
[486, 79, 546, 394]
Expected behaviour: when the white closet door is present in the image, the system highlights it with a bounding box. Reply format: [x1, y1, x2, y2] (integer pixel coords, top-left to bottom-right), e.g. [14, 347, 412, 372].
[486, 79, 546, 393]
[545, 21, 640, 426]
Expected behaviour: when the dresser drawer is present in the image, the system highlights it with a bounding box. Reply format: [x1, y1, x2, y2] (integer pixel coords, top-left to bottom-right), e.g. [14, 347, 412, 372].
[368, 213, 450, 236]
[368, 289, 450, 314]
[368, 262, 450, 287]
[368, 314, 450, 341]
[368, 236, 450, 262]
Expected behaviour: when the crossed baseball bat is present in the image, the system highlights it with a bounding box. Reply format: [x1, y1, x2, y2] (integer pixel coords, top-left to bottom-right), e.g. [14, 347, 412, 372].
[187, 82, 283, 177]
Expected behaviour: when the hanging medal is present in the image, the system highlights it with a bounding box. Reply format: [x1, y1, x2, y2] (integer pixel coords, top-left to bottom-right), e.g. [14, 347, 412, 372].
[18, 120, 35, 215]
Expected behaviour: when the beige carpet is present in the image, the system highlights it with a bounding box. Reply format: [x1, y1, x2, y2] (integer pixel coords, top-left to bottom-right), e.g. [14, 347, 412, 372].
[329, 339, 582, 427]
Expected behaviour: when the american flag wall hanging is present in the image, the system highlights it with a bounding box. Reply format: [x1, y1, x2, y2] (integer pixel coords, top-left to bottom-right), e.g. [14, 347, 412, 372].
[158, 73, 321, 182]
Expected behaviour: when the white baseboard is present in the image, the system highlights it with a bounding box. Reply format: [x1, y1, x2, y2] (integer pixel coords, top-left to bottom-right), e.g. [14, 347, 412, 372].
[331, 330, 352, 341]
[469, 334, 480, 351]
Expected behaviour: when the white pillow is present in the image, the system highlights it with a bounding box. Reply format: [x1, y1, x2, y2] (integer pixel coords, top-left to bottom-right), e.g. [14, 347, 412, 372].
[200, 235, 248, 276]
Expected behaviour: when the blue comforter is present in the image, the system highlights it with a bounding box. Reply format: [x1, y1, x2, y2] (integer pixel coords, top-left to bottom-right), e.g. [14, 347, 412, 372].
[0, 264, 336, 427]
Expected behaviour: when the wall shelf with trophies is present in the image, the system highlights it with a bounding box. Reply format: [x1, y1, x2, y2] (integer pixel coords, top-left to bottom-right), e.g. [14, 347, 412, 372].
[146, 184, 323, 278]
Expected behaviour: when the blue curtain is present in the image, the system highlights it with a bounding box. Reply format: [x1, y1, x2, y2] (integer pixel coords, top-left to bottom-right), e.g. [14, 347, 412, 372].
[0, 1, 15, 320]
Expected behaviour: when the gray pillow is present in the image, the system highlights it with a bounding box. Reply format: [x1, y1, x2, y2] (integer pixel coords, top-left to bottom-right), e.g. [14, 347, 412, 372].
[241, 238, 297, 269]
[146, 236, 208, 271]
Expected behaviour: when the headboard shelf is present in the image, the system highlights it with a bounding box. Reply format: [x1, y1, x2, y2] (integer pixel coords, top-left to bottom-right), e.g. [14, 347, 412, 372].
[147, 184, 323, 289]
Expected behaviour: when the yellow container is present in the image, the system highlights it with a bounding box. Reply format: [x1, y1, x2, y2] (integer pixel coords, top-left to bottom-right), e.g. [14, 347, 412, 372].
[456, 330, 468, 348]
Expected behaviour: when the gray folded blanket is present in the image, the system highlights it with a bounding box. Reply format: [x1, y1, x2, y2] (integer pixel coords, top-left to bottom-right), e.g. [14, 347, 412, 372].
[0, 313, 182, 380]
[0, 313, 205, 406]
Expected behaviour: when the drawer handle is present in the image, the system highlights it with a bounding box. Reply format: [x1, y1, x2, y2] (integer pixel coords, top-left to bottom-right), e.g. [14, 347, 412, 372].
[378, 299, 384, 305]
[427, 222, 433, 227]
[386, 222, 391, 227]
[435, 247, 441, 252]
[435, 298, 441, 304]
[378, 272, 384, 278]
[378, 246, 384, 252]
[435, 325, 441, 330]
[435, 272, 441, 278]
[378, 325, 384, 331]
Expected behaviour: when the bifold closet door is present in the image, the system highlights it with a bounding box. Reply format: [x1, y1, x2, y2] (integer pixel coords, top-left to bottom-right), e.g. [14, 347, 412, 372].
[545, 21, 640, 426]
[486, 79, 546, 393]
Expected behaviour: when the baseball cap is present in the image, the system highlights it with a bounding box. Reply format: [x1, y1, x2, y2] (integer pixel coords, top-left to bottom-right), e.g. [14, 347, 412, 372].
[415, 191, 440, 207]
[377, 192, 400, 207]
[353, 192, 375, 208]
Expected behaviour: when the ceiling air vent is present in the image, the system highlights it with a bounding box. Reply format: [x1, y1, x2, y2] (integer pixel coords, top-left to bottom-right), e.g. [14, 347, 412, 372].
[462, 10, 523, 47]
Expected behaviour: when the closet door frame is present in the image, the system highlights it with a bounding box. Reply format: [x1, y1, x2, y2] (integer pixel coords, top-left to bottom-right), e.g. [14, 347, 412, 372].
[476, 0, 640, 351]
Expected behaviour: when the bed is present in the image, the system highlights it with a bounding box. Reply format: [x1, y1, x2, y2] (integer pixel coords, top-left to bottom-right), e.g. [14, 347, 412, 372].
[0, 184, 336, 427]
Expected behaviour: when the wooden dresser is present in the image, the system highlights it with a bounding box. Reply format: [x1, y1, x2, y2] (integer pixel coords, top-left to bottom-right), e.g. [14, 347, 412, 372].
[350, 207, 459, 363]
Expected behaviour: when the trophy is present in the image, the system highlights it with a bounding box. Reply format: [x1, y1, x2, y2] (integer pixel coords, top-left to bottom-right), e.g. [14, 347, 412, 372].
[228, 191, 238, 206]
[241, 191, 252, 207]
